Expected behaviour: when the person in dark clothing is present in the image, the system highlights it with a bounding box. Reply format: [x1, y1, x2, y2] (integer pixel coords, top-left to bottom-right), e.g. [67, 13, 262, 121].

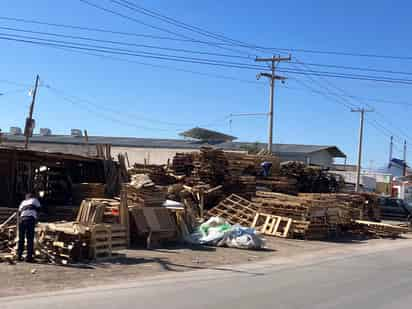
[17, 193, 41, 262]
[261, 161, 273, 177]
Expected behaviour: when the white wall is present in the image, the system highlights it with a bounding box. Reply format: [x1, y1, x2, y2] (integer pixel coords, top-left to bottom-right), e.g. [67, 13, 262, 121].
[2, 141, 336, 167]
[279, 150, 334, 167]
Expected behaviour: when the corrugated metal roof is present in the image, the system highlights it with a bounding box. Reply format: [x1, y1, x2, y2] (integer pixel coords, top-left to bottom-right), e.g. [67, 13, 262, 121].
[2, 134, 346, 157]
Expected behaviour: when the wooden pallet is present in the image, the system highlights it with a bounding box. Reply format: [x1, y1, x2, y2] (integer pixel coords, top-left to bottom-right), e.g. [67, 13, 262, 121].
[207, 194, 259, 226]
[110, 224, 128, 251]
[354, 220, 408, 237]
[90, 224, 112, 260]
[251, 213, 292, 238]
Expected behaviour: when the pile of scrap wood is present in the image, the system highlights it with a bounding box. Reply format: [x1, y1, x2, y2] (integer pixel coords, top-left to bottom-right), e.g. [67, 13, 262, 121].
[36, 222, 92, 264]
[280, 161, 340, 193]
[129, 164, 176, 185]
[0, 212, 17, 255]
[35, 222, 120, 264]
[206, 192, 403, 240]
[72, 183, 106, 205]
[123, 174, 166, 207]
[33, 197, 129, 264]
[120, 174, 180, 247]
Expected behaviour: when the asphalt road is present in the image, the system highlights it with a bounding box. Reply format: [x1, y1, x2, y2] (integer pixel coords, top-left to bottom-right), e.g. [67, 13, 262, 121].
[2, 239, 412, 309]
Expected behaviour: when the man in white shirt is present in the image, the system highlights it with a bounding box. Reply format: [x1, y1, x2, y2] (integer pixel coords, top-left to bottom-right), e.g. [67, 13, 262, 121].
[17, 193, 41, 262]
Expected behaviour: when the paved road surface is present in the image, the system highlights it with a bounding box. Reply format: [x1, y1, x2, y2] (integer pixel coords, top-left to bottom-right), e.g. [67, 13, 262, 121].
[2, 240, 412, 309]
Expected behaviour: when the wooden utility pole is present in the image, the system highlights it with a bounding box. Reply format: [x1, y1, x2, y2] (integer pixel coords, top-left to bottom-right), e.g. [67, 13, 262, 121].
[388, 135, 393, 167]
[351, 108, 373, 192]
[255, 55, 291, 153]
[403, 140, 407, 176]
[24, 75, 40, 149]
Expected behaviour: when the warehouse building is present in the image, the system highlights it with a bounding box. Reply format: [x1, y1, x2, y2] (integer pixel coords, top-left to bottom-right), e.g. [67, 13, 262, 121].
[0, 128, 346, 167]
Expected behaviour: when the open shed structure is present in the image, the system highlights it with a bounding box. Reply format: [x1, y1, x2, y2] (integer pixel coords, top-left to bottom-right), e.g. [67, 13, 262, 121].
[0, 146, 105, 208]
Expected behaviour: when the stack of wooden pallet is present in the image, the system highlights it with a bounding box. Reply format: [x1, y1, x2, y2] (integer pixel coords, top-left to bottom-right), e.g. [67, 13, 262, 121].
[225, 152, 280, 176]
[171, 152, 193, 175]
[256, 176, 298, 195]
[252, 191, 308, 220]
[191, 147, 228, 186]
[123, 184, 166, 207]
[72, 183, 106, 205]
[298, 193, 380, 222]
[224, 176, 256, 199]
[280, 161, 340, 193]
[76, 198, 129, 252]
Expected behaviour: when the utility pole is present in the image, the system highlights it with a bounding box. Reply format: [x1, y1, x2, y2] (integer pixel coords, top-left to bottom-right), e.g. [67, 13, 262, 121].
[255, 54, 291, 153]
[403, 140, 407, 176]
[351, 108, 373, 192]
[24, 74, 40, 149]
[388, 135, 393, 167]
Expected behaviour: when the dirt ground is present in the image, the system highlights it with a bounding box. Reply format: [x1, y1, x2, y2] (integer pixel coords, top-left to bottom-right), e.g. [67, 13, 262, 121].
[0, 236, 408, 298]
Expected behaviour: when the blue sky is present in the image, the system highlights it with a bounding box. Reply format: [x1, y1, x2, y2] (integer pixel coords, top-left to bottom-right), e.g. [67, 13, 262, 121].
[1, 0, 411, 167]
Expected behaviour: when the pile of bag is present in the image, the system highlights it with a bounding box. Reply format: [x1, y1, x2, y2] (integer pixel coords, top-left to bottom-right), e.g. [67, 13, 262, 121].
[187, 217, 265, 250]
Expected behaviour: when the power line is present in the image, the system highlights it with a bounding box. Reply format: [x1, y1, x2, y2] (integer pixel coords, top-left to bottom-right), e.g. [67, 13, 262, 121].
[110, 0, 254, 49]
[49, 45, 262, 86]
[0, 88, 27, 96]
[46, 86, 185, 132]
[291, 59, 412, 145]
[4, 32, 412, 86]
[282, 85, 412, 107]
[251, 46, 412, 61]
[289, 60, 412, 151]
[0, 15, 267, 51]
[0, 79, 32, 87]
[0, 34, 267, 71]
[79, 0, 252, 57]
[0, 26, 251, 60]
[287, 61, 412, 76]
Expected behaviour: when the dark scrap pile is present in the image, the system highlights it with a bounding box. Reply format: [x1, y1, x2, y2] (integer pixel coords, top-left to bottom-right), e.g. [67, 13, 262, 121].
[280, 161, 340, 193]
